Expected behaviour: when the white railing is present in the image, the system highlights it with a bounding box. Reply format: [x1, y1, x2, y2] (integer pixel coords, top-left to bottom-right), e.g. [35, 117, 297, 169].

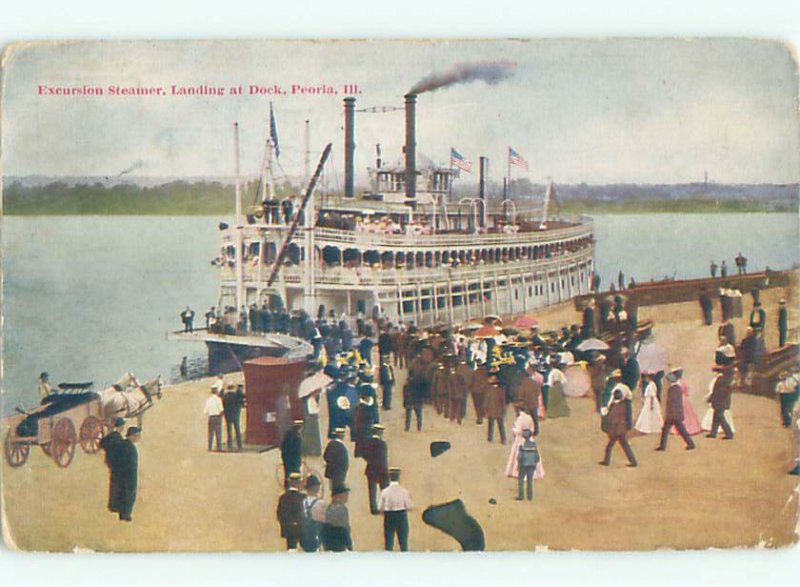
[220, 247, 594, 289]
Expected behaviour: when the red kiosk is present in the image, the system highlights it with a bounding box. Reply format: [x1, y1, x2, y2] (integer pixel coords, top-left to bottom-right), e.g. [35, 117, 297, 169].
[243, 356, 307, 448]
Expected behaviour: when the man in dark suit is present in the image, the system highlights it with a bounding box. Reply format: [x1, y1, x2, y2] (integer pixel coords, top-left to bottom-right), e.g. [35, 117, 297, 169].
[485, 373, 507, 444]
[379, 358, 395, 410]
[361, 424, 389, 514]
[323, 427, 349, 492]
[699, 290, 713, 326]
[599, 371, 637, 467]
[581, 299, 596, 339]
[707, 366, 735, 440]
[277, 472, 306, 551]
[115, 426, 141, 521]
[657, 368, 696, 451]
[281, 420, 304, 483]
[180, 306, 195, 333]
[99, 417, 126, 515]
[749, 300, 766, 333]
[778, 299, 788, 347]
[223, 384, 245, 451]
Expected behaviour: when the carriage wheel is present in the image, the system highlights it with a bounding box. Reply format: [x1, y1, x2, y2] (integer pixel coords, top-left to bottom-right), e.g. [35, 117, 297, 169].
[79, 416, 104, 454]
[41, 442, 52, 456]
[3, 431, 30, 468]
[51, 418, 77, 468]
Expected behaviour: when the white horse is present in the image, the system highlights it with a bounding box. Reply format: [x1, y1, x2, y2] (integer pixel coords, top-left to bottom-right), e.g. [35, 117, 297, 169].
[101, 373, 163, 428]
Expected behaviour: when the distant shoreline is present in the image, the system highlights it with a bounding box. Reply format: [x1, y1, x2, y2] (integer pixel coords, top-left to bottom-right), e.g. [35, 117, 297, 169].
[2, 180, 797, 215]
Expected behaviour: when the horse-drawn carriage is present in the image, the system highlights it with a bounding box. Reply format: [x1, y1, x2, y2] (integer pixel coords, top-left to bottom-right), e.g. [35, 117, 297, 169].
[3, 374, 162, 469]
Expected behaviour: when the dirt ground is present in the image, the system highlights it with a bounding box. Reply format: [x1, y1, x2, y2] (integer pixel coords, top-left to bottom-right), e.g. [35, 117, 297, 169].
[2, 286, 798, 552]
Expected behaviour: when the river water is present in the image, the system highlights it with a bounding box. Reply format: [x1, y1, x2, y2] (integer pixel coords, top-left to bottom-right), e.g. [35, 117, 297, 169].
[2, 213, 797, 414]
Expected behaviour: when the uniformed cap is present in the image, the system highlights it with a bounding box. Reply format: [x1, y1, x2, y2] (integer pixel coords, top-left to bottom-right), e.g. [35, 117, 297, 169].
[779, 299, 786, 304]
[610, 369, 622, 378]
[114, 417, 126, 428]
[292, 419, 304, 427]
[333, 427, 346, 435]
[126, 426, 142, 437]
[372, 424, 385, 431]
[288, 472, 302, 481]
[331, 485, 351, 496]
[388, 466, 401, 473]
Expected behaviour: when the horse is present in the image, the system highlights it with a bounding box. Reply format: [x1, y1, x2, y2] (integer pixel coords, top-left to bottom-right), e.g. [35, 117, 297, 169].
[101, 373, 164, 429]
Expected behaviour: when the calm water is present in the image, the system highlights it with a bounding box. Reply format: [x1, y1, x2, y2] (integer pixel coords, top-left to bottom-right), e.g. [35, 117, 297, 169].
[2, 213, 798, 414]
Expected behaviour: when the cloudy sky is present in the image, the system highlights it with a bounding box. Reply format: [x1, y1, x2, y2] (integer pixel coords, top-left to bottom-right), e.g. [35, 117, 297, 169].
[2, 39, 798, 185]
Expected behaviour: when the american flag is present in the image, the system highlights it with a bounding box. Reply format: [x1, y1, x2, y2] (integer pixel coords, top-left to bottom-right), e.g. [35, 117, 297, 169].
[450, 148, 472, 173]
[508, 146, 528, 171]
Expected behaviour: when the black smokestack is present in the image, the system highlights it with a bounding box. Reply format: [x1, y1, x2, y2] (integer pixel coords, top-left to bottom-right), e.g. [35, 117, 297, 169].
[344, 97, 356, 198]
[405, 94, 417, 201]
[409, 59, 516, 95]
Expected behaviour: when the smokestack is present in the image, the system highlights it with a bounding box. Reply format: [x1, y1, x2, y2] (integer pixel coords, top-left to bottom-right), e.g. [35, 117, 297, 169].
[479, 156, 487, 228]
[376, 144, 382, 169]
[344, 97, 356, 198]
[404, 94, 417, 201]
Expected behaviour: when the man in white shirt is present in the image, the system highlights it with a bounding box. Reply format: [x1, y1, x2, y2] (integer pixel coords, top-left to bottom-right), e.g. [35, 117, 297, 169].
[378, 467, 413, 551]
[204, 388, 224, 451]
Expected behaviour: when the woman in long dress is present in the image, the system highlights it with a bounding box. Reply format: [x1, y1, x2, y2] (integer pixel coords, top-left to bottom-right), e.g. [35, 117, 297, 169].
[544, 362, 570, 418]
[504, 405, 545, 480]
[675, 377, 704, 435]
[634, 373, 663, 434]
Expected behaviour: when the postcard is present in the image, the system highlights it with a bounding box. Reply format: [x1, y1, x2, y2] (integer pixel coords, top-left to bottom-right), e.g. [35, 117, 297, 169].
[1, 39, 798, 553]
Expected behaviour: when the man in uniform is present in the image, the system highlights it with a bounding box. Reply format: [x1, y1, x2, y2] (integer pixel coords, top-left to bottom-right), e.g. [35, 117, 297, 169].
[115, 426, 141, 521]
[379, 467, 413, 551]
[361, 424, 389, 514]
[447, 358, 468, 424]
[657, 368, 696, 451]
[430, 361, 449, 417]
[706, 365, 735, 440]
[323, 427, 349, 492]
[403, 375, 425, 432]
[352, 389, 379, 458]
[276, 472, 305, 551]
[582, 299, 596, 339]
[281, 420, 304, 482]
[599, 371, 637, 467]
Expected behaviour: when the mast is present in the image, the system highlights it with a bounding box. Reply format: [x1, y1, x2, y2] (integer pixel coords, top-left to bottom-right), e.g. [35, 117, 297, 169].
[233, 123, 244, 312]
[304, 119, 311, 182]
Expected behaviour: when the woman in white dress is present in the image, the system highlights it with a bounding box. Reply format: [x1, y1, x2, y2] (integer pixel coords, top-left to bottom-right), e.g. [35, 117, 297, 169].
[635, 372, 664, 434]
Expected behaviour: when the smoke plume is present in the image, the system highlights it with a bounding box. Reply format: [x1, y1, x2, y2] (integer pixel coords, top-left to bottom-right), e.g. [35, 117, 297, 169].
[409, 59, 517, 95]
[118, 160, 145, 177]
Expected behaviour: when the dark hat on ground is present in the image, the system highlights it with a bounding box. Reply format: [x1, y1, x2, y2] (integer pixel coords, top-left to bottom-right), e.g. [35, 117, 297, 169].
[126, 426, 142, 437]
[331, 485, 351, 496]
[114, 417, 126, 428]
[306, 474, 321, 488]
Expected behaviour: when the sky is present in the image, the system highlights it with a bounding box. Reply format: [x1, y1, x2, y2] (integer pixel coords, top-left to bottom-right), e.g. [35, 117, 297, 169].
[2, 39, 799, 186]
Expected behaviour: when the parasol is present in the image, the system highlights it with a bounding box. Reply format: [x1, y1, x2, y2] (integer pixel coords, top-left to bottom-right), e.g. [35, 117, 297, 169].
[298, 372, 332, 399]
[575, 337, 610, 352]
[475, 324, 500, 338]
[636, 340, 669, 374]
[513, 315, 539, 329]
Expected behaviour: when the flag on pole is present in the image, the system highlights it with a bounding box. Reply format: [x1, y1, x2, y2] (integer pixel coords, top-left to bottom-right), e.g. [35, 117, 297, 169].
[450, 148, 473, 173]
[270, 102, 280, 158]
[508, 146, 528, 171]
